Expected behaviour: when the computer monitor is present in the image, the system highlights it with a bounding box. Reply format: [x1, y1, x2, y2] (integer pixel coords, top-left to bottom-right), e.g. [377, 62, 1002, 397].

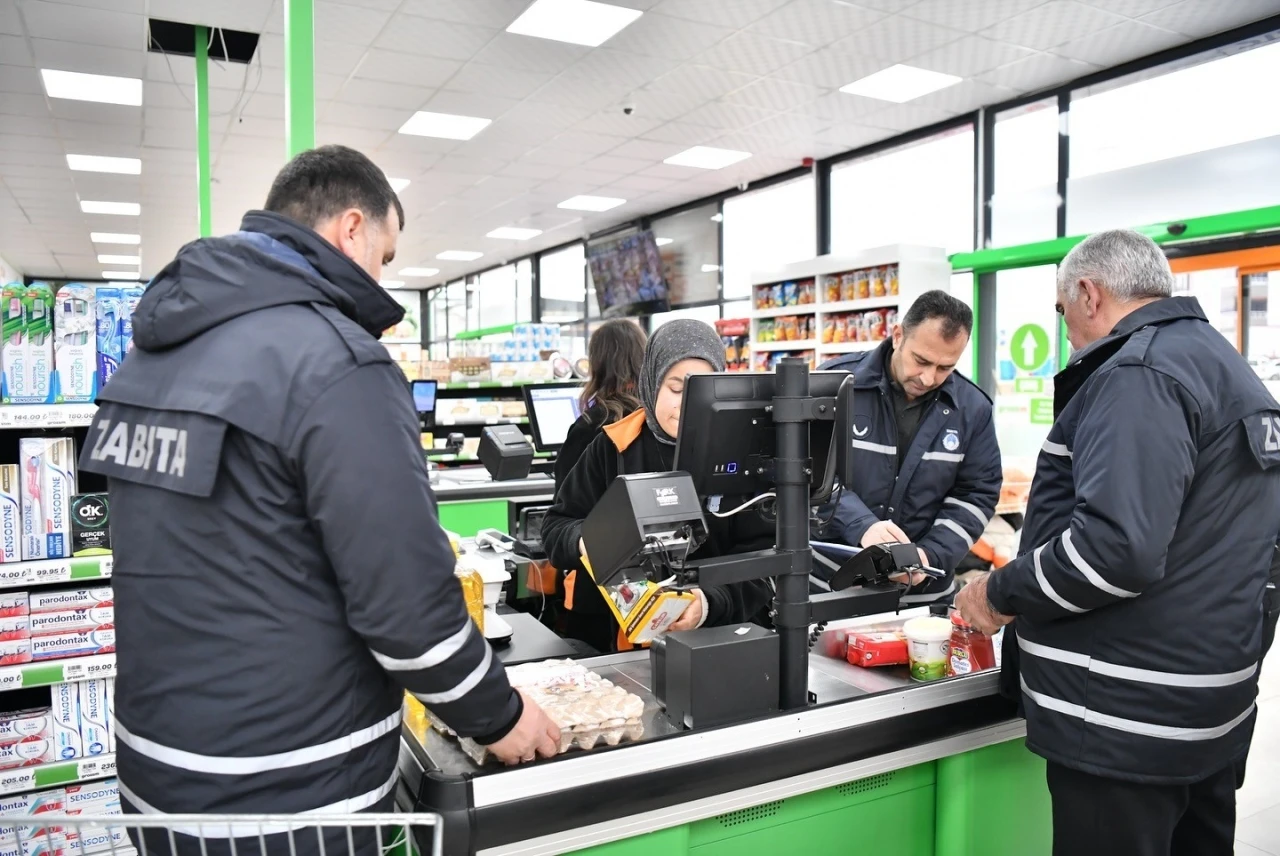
[411, 380, 438, 415]
[523, 382, 585, 452]
[672, 371, 846, 503]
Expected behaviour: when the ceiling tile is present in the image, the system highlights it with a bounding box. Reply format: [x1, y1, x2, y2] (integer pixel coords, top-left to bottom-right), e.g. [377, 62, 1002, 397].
[581, 153, 658, 174]
[545, 130, 628, 156]
[575, 109, 666, 137]
[697, 31, 814, 75]
[0, 92, 52, 120]
[652, 0, 792, 28]
[442, 62, 555, 100]
[678, 99, 780, 131]
[795, 91, 886, 123]
[329, 79, 433, 111]
[812, 122, 895, 151]
[987, 1, 1129, 51]
[903, 0, 1050, 32]
[723, 76, 825, 111]
[833, 14, 966, 63]
[647, 64, 759, 100]
[749, 0, 887, 47]
[1080, 0, 1181, 15]
[21, 2, 144, 51]
[1140, 0, 1280, 37]
[608, 137, 689, 160]
[314, 1, 393, 45]
[604, 12, 732, 61]
[316, 123, 390, 149]
[424, 89, 520, 119]
[399, 0, 528, 29]
[58, 118, 143, 145]
[912, 35, 1037, 78]
[375, 13, 497, 61]
[864, 102, 958, 130]
[774, 46, 890, 89]
[976, 52, 1099, 92]
[1053, 20, 1186, 65]
[912, 78, 1020, 113]
[353, 51, 462, 86]
[639, 120, 720, 145]
[31, 37, 145, 78]
[470, 32, 591, 75]
[0, 65, 43, 95]
[498, 160, 565, 181]
[0, 3, 22, 35]
[743, 111, 830, 138]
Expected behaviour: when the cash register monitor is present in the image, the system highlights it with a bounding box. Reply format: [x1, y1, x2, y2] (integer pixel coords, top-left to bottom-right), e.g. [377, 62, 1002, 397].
[673, 371, 844, 503]
[411, 380, 437, 429]
[523, 382, 585, 452]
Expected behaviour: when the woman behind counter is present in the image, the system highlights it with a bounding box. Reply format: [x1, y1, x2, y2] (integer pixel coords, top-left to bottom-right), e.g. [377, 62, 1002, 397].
[553, 318, 647, 491]
[544, 319, 774, 648]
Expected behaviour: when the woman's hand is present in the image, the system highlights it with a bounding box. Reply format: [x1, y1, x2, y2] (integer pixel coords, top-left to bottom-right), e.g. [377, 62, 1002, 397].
[668, 589, 705, 631]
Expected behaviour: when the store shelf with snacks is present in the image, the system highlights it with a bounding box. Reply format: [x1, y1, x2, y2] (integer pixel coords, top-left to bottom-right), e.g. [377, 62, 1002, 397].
[0, 754, 116, 797]
[0, 404, 98, 430]
[433, 415, 529, 428]
[748, 244, 951, 371]
[0, 653, 115, 692]
[0, 555, 112, 591]
[437, 379, 566, 391]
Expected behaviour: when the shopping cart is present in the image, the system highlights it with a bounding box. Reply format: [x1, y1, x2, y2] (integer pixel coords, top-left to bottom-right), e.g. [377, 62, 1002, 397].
[0, 812, 443, 856]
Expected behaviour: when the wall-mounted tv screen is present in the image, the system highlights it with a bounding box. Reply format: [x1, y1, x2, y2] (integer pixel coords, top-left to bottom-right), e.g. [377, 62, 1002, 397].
[587, 230, 671, 318]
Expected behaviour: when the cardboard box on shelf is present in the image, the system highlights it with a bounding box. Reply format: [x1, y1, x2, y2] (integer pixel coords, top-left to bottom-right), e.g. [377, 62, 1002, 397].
[0, 638, 31, 666]
[28, 607, 113, 637]
[19, 438, 77, 561]
[28, 588, 111, 615]
[0, 710, 54, 770]
[50, 683, 81, 761]
[0, 467, 19, 565]
[30, 629, 114, 663]
[0, 595, 26, 619]
[70, 494, 109, 557]
[0, 616, 29, 641]
[77, 679, 109, 757]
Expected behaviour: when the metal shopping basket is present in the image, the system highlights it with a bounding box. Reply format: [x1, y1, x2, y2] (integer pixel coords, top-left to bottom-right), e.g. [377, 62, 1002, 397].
[0, 813, 443, 856]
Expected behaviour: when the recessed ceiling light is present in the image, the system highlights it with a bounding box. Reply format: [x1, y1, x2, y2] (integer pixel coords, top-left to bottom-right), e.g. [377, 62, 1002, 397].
[399, 267, 440, 277]
[389, 177, 410, 193]
[81, 201, 140, 216]
[41, 69, 142, 106]
[507, 0, 642, 47]
[398, 111, 491, 141]
[97, 254, 140, 265]
[67, 154, 142, 175]
[436, 250, 484, 262]
[840, 64, 961, 103]
[101, 270, 141, 280]
[382, 280, 405, 289]
[558, 195, 626, 212]
[701, 264, 721, 273]
[486, 227, 543, 241]
[664, 146, 752, 170]
[654, 237, 673, 247]
[91, 232, 140, 245]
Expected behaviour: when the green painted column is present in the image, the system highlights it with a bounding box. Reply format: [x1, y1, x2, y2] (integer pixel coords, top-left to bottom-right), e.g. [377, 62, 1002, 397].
[194, 25, 212, 238]
[283, 0, 316, 158]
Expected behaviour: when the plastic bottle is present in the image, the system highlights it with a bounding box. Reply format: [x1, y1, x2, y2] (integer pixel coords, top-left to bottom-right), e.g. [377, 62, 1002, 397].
[948, 607, 996, 676]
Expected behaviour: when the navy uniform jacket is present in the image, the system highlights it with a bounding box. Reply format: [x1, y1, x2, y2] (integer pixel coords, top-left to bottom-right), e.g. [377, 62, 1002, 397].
[988, 297, 1280, 784]
[819, 340, 1002, 599]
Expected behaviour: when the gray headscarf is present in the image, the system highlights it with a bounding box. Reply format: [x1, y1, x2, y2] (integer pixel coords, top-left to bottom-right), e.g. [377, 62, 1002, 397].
[639, 319, 727, 444]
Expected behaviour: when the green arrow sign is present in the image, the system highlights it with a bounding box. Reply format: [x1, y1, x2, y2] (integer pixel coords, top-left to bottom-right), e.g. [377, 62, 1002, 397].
[1011, 323, 1050, 372]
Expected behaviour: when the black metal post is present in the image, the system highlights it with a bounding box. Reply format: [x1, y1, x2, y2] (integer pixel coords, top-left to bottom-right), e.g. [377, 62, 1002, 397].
[773, 357, 812, 710]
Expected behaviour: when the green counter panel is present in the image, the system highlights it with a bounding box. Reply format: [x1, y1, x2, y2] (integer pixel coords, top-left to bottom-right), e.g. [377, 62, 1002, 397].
[936, 738, 1051, 856]
[437, 500, 508, 538]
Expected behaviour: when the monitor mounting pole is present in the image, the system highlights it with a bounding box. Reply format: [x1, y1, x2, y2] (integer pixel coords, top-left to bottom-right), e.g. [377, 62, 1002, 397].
[772, 357, 814, 711]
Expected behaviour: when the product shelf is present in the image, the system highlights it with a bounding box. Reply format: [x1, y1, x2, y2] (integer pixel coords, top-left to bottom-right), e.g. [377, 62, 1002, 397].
[436, 379, 559, 390]
[426, 451, 552, 463]
[433, 416, 530, 427]
[820, 296, 899, 314]
[821, 341, 884, 354]
[0, 653, 115, 692]
[750, 304, 819, 319]
[0, 404, 97, 430]
[749, 340, 818, 352]
[0, 753, 116, 796]
[0, 555, 112, 591]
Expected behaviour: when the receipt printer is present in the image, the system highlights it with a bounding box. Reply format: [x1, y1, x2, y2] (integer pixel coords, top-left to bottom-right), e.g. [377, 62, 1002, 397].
[653, 624, 779, 729]
[479, 424, 534, 481]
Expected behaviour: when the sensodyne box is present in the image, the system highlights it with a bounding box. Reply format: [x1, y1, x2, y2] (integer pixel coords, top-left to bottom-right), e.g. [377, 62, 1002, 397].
[19, 438, 76, 561]
[0, 466, 19, 564]
[78, 678, 109, 757]
[50, 682, 82, 761]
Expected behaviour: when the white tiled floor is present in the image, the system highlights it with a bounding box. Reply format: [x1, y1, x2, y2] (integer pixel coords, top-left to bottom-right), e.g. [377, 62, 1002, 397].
[1238, 648, 1280, 855]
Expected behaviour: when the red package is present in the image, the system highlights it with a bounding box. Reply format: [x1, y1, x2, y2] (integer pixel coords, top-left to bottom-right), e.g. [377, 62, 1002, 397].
[846, 631, 908, 668]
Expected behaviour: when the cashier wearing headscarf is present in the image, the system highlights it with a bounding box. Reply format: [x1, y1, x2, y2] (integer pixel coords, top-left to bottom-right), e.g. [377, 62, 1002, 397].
[543, 320, 774, 648]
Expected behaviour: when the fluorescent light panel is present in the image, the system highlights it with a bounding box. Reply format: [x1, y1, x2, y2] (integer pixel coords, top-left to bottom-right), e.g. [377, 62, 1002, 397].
[664, 146, 752, 170]
[101, 270, 140, 280]
[398, 267, 440, 277]
[840, 64, 961, 103]
[701, 264, 721, 273]
[389, 178, 411, 193]
[81, 200, 140, 216]
[97, 254, 140, 265]
[382, 281, 405, 289]
[436, 251, 484, 262]
[655, 237, 673, 246]
[91, 232, 140, 245]
[398, 111, 491, 140]
[506, 0, 642, 47]
[486, 227, 542, 240]
[41, 69, 142, 106]
[67, 154, 141, 175]
[558, 195, 625, 212]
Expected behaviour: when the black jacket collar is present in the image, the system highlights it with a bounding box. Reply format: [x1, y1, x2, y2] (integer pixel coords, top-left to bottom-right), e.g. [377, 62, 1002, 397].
[849, 338, 959, 406]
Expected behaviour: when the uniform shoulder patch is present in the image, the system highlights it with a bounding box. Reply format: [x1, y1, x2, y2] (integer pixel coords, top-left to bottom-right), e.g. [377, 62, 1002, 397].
[79, 402, 226, 497]
[1245, 410, 1280, 471]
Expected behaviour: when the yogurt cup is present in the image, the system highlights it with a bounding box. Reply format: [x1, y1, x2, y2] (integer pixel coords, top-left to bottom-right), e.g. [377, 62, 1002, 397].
[903, 617, 951, 682]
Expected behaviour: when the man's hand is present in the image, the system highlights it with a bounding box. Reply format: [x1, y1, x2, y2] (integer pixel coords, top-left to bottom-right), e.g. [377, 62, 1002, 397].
[955, 573, 1015, 635]
[861, 519, 909, 548]
[890, 547, 932, 588]
[668, 588, 704, 631]
[485, 691, 562, 766]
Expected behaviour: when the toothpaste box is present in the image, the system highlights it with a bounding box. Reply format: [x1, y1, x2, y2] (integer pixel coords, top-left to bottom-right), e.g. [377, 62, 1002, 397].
[119, 286, 143, 357]
[0, 794, 26, 856]
[0, 616, 29, 641]
[0, 710, 54, 770]
[69, 495, 109, 558]
[0, 594, 26, 618]
[0, 638, 31, 666]
[64, 781, 123, 854]
[51, 683, 81, 761]
[28, 607, 113, 637]
[93, 287, 122, 390]
[31, 629, 114, 663]
[0, 467, 20, 565]
[19, 438, 77, 561]
[53, 285, 97, 404]
[78, 679, 109, 756]
[16, 789, 65, 856]
[28, 588, 111, 615]
[0, 710, 51, 743]
[104, 680, 114, 754]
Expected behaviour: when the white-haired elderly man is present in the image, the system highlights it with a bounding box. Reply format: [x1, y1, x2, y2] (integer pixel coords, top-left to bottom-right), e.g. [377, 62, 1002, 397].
[957, 229, 1280, 856]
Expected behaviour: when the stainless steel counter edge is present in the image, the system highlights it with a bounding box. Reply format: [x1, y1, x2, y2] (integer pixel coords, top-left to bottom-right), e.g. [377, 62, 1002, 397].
[478, 717, 1028, 856]
[471, 670, 1001, 807]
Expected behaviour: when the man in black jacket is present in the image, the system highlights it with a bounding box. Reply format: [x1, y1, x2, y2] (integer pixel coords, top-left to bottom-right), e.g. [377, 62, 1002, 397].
[79, 146, 558, 851]
[957, 229, 1280, 856]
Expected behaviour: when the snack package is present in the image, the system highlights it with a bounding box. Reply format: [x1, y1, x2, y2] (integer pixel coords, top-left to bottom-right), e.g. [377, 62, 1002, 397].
[782, 281, 797, 307]
[752, 352, 770, 371]
[771, 284, 783, 308]
[822, 316, 836, 344]
[798, 280, 815, 305]
[885, 309, 900, 334]
[868, 267, 886, 298]
[886, 264, 900, 296]
[867, 309, 888, 342]
[824, 276, 841, 303]
[854, 269, 871, 300]
[846, 313, 862, 343]
[839, 272, 857, 302]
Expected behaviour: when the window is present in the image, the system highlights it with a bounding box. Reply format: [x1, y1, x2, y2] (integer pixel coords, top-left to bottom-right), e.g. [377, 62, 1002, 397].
[722, 177, 815, 301]
[651, 203, 721, 306]
[992, 100, 1059, 246]
[445, 280, 465, 341]
[1067, 38, 1280, 234]
[540, 243, 587, 322]
[479, 264, 516, 328]
[991, 266, 1059, 480]
[515, 259, 533, 322]
[950, 272, 976, 379]
[830, 125, 975, 257]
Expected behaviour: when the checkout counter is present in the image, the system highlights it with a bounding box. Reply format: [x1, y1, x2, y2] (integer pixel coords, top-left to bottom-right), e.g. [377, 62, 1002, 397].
[407, 362, 1052, 856]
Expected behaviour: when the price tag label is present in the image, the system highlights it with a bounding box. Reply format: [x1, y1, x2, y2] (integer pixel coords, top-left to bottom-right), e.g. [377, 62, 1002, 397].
[485, 418, 498, 425]
[83, 660, 115, 679]
[98, 757, 117, 777]
[100, 557, 114, 578]
[467, 382, 481, 389]
[500, 381, 514, 387]
[0, 567, 32, 587]
[62, 662, 87, 681]
[33, 563, 71, 584]
[0, 769, 35, 794]
[0, 670, 24, 692]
